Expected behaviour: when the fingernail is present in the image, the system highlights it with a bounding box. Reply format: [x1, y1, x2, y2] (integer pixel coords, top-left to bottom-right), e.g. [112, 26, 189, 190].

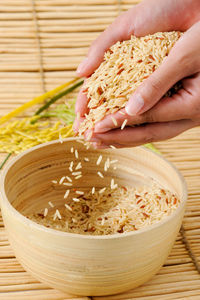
[77, 58, 89, 75]
[125, 93, 144, 116]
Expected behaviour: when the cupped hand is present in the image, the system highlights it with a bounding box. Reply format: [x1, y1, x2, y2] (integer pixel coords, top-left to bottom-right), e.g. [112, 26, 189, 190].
[74, 0, 200, 148]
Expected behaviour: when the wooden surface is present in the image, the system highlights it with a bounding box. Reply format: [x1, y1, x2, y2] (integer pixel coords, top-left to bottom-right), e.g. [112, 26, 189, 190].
[0, 0, 200, 299]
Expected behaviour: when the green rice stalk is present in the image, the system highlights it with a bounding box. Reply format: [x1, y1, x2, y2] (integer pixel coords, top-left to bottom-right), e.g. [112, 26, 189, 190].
[0, 152, 12, 170]
[35, 80, 83, 115]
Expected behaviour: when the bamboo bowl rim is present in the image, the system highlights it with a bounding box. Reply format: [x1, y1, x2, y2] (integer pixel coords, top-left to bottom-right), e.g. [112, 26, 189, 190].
[0, 138, 187, 240]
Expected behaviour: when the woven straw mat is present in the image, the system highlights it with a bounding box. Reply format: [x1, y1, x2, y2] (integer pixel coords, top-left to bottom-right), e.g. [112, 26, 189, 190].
[0, 0, 200, 299]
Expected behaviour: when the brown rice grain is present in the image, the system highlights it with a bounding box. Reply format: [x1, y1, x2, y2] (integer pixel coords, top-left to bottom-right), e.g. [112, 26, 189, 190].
[96, 155, 103, 165]
[65, 204, 72, 211]
[97, 171, 104, 178]
[64, 190, 70, 199]
[48, 201, 54, 208]
[121, 119, 128, 130]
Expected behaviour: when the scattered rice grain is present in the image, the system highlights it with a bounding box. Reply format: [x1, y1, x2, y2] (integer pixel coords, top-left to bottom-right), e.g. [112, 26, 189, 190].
[111, 116, 118, 126]
[66, 176, 72, 182]
[73, 198, 80, 202]
[53, 209, 62, 220]
[44, 208, 48, 217]
[75, 162, 82, 170]
[59, 176, 65, 185]
[96, 155, 103, 165]
[75, 175, 82, 180]
[72, 171, 82, 176]
[97, 171, 104, 178]
[64, 190, 70, 199]
[63, 182, 72, 186]
[59, 132, 63, 144]
[99, 187, 106, 194]
[76, 191, 84, 195]
[48, 201, 54, 208]
[75, 149, 79, 159]
[65, 204, 72, 211]
[110, 159, 118, 164]
[119, 111, 125, 115]
[111, 178, 115, 189]
[121, 119, 128, 130]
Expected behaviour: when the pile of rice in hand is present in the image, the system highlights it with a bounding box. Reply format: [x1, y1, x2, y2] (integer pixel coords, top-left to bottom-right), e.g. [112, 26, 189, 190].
[78, 31, 182, 136]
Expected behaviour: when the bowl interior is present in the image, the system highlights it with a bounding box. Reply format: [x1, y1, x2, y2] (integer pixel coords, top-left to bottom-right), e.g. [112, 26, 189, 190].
[2, 139, 186, 231]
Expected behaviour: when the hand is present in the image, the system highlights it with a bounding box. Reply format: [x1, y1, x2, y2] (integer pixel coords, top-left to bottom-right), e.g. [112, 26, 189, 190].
[74, 0, 200, 148]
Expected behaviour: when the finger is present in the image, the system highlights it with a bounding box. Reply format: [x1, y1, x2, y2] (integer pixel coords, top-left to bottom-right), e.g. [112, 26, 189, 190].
[95, 73, 200, 133]
[94, 109, 132, 133]
[125, 24, 200, 116]
[75, 83, 89, 117]
[90, 120, 196, 147]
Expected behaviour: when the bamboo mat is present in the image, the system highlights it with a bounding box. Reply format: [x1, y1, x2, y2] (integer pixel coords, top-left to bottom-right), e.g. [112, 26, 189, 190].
[0, 0, 200, 299]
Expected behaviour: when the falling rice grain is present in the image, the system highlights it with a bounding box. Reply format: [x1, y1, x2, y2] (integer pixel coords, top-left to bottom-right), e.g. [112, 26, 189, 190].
[110, 159, 118, 164]
[92, 187, 95, 194]
[121, 119, 128, 130]
[53, 209, 62, 221]
[65, 204, 72, 211]
[73, 198, 80, 202]
[75, 175, 82, 180]
[59, 176, 65, 185]
[75, 162, 82, 170]
[64, 190, 70, 199]
[97, 171, 104, 178]
[63, 182, 72, 186]
[111, 178, 115, 189]
[59, 132, 63, 144]
[48, 201, 54, 208]
[96, 155, 103, 165]
[69, 161, 73, 172]
[56, 209, 62, 220]
[119, 111, 125, 115]
[66, 176, 72, 182]
[70, 147, 74, 153]
[84, 157, 89, 162]
[72, 171, 82, 176]
[76, 191, 84, 195]
[75, 149, 79, 159]
[111, 116, 118, 126]
[44, 208, 48, 217]
[99, 187, 106, 194]
[51, 180, 57, 184]
[104, 161, 108, 172]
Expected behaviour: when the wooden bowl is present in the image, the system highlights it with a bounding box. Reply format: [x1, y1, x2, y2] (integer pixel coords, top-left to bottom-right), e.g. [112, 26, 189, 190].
[0, 138, 187, 296]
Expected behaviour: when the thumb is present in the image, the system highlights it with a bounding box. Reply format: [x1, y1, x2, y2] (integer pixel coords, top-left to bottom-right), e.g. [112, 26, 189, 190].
[125, 50, 189, 116]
